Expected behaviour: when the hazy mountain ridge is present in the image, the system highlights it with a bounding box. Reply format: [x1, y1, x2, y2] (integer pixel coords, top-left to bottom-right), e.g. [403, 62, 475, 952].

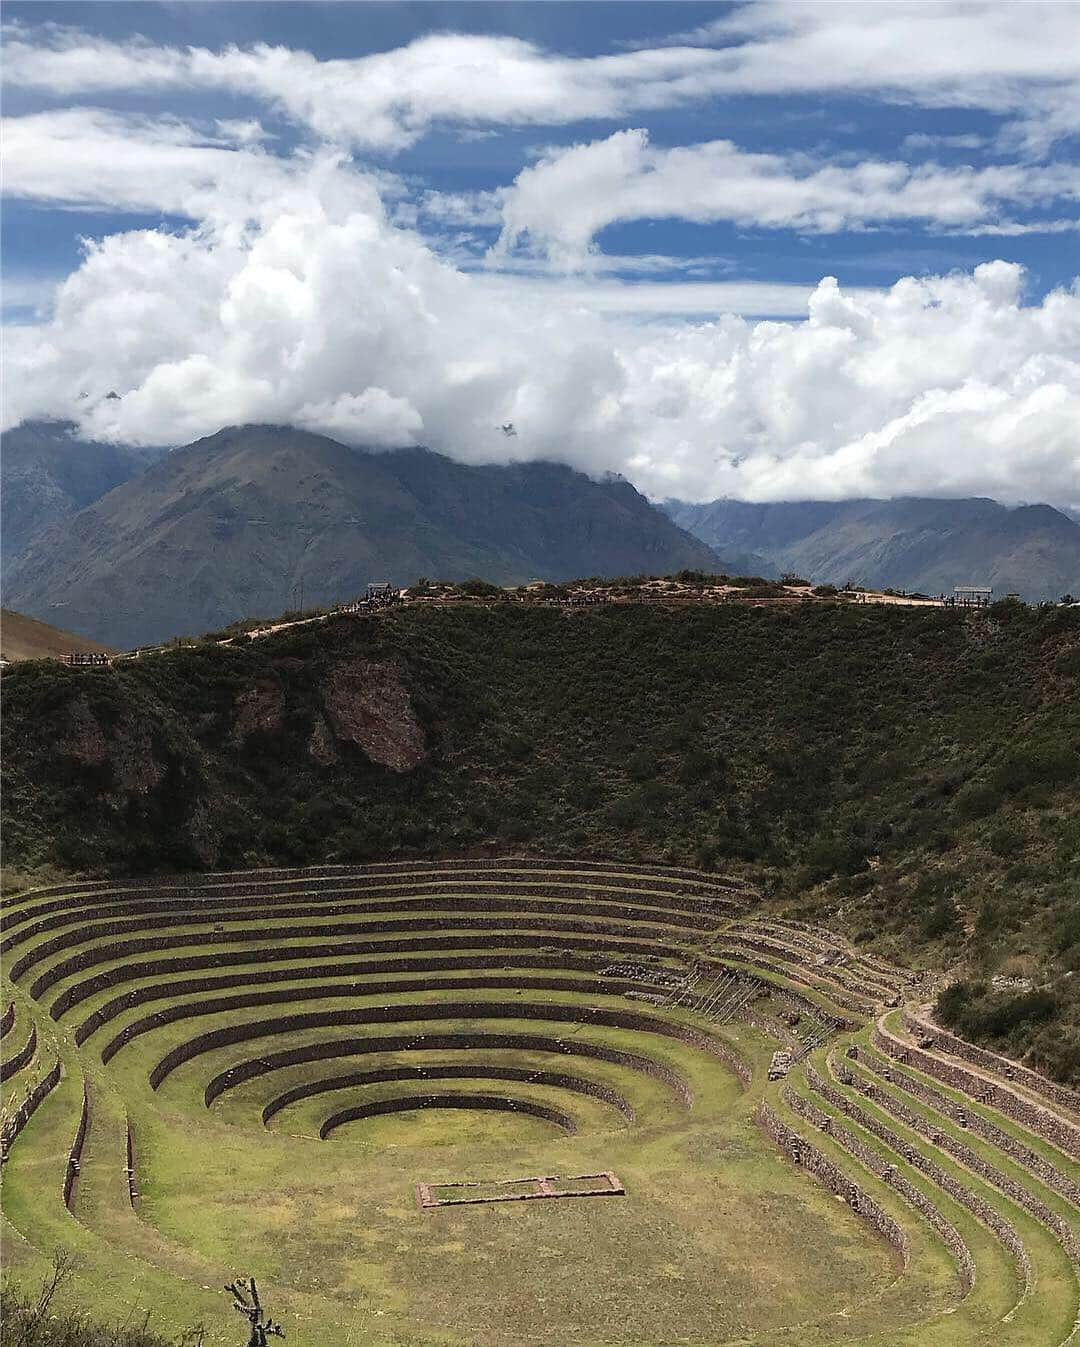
[663, 496, 1080, 602]
[1, 420, 167, 565]
[5, 424, 725, 648]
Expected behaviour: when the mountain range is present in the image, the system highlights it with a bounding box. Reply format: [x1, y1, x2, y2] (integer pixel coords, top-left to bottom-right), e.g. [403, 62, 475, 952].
[3, 423, 724, 648]
[663, 496, 1080, 604]
[4, 419, 1077, 650]
[1, 419, 166, 566]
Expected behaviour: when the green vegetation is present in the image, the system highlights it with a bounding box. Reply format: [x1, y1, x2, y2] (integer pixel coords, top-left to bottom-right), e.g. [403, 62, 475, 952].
[3, 600, 1079, 1076]
[2, 862, 1076, 1347]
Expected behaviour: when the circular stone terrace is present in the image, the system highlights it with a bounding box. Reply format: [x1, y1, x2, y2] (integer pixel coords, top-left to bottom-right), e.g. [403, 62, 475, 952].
[1, 858, 1077, 1347]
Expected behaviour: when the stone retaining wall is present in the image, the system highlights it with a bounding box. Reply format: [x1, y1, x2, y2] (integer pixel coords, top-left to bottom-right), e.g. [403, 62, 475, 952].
[807, 1063, 1033, 1295]
[13, 912, 697, 984]
[63, 1083, 90, 1211]
[262, 1063, 635, 1125]
[81, 972, 674, 1049]
[873, 1023, 1080, 1161]
[205, 1030, 694, 1110]
[1, 857, 756, 906]
[3, 888, 720, 957]
[319, 1091, 578, 1138]
[35, 931, 678, 1004]
[0, 1021, 37, 1084]
[742, 923, 902, 997]
[834, 1056, 1079, 1266]
[858, 1045, 1080, 1209]
[143, 999, 752, 1089]
[756, 1100, 910, 1267]
[7, 872, 737, 925]
[125, 1117, 138, 1208]
[0, 1057, 62, 1162]
[782, 1085, 976, 1293]
[2, 874, 743, 928]
[53, 949, 624, 1022]
[699, 961, 859, 1034]
[904, 1011, 1080, 1116]
[710, 939, 873, 1014]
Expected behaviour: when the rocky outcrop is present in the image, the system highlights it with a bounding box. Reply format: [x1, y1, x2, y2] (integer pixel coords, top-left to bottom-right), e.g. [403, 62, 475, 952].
[61, 696, 164, 794]
[232, 682, 285, 743]
[321, 659, 427, 772]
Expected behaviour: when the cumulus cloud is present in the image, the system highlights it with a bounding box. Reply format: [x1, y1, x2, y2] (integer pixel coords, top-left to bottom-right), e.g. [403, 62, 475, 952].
[5, 2, 1080, 151]
[494, 130, 1080, 268]
[2, 9, 1077, 510]
[4, 150, 1077, 506]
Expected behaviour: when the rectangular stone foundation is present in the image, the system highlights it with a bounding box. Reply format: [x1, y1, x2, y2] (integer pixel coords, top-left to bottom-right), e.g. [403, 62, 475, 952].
[417, 1171, 625, 1209]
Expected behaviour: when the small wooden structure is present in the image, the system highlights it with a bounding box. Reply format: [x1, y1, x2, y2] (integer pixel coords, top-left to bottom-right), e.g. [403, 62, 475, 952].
[952, 585, 992, 608]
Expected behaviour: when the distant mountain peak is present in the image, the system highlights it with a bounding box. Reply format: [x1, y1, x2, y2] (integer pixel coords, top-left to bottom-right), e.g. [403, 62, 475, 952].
[662, 495, 1080, 602]
[6, 424, 731, 648]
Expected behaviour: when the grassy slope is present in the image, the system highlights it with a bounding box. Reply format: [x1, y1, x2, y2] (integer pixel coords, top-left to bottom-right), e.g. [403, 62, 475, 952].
[3, 600, 1078, 1077]
[1, 608, 115, 662]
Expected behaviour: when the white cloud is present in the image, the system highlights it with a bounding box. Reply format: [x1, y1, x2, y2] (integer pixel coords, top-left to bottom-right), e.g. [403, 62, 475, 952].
[493, 130, 1080, 268]
[295, 389, 425, 447]
[5, 4, 1079, 152]
[468, 273, 850, 319]
[2, 108, 304, 222]
[1, 10, 1077, 511]
[902, 133, 988, 152]
[4, 150, 1077, 507]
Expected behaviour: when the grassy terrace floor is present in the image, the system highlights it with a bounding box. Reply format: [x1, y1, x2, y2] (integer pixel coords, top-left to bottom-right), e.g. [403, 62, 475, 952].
[1, 859, 1077, 1347]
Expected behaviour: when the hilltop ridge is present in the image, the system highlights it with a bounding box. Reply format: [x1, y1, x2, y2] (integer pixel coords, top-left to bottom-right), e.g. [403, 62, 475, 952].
[4, 424, 727, 648]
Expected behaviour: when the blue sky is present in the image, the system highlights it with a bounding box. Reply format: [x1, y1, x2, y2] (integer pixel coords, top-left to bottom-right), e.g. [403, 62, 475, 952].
[5, 1, 1078, 303]
[3, 2, 1078, 504]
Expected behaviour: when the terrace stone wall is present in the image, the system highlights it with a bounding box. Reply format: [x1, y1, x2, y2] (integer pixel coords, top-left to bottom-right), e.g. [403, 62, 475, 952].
[756, 1101, 910, 1266]
[873, 1023, 1080, 1161]
[806, 1064, 1032, 1292]
[859, 1047, 1080, 1208]
[834, 1058, 1079, 1265]
[0, 1057, 62, 1161]
[319, 1092, 577, 1138]
[143, 999, 754, 1088]
[206, 1030, 694, 1110]
[63, 1084, 90, 1211]
[35, 931, 677, 1003]
[13, 911, 700, 985]
[0, 1021, 37, 1084]
[904, 1011, 1080, 1115]
[782, 1086, 976, 1293]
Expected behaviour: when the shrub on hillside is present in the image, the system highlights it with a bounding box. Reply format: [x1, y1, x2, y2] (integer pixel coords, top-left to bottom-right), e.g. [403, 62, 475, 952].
[939, 980, 1059, 1044]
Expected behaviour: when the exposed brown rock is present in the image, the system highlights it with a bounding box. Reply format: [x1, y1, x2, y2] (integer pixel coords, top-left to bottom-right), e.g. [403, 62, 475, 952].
[62, 695, 163, 793]
[308, 714, 339, 767]
[321, 659, 427, 772]
[63, 695, 109, 767]
[232, 681, 285, 743]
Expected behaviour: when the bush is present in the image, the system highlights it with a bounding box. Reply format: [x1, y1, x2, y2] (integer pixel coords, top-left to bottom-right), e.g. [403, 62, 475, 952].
[458, 578, 505, 598]
[938, 980, 1059, 1044]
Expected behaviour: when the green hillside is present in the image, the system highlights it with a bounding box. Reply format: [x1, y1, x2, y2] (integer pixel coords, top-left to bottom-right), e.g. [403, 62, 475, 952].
[3, 599, 1078, 1079]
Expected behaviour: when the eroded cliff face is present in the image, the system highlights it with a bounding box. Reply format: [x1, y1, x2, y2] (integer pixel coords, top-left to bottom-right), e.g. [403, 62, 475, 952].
[231, 682, 286, 743]
[62, 694, 165, 794]
[320, 659, 427, 773]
